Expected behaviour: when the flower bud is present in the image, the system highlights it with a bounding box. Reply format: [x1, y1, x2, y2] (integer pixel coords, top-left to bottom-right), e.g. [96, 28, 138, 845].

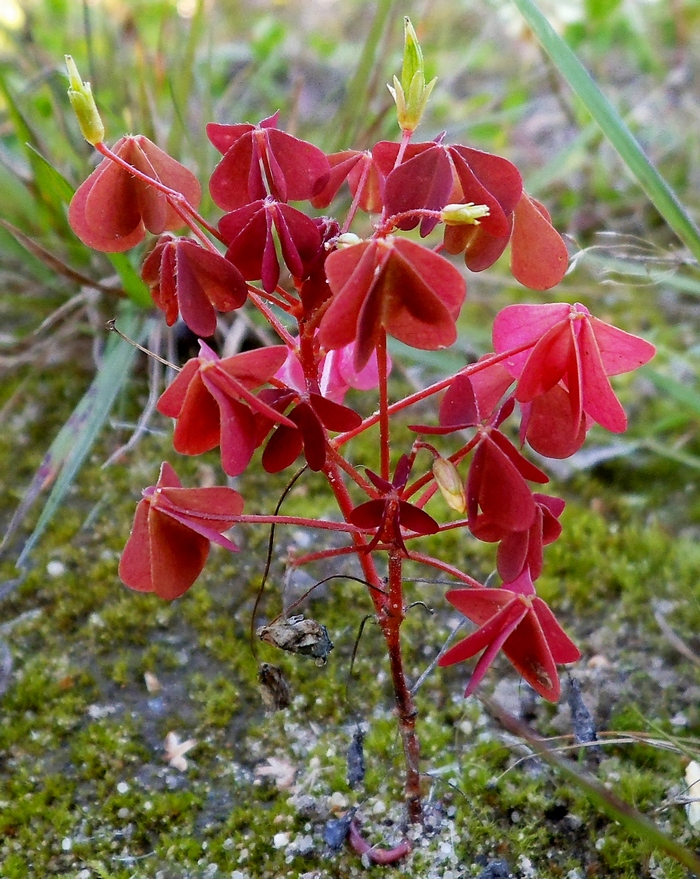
[335, 232, 362, 250]
[441, 203, 491, 226]
[387, 18, 437, 133]
[433, 457, 466, 514]
[65, 55, 105, 145]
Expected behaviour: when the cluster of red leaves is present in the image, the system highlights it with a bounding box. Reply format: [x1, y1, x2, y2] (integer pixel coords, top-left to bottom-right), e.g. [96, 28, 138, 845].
[494, 302, 656, 457]
[119, 462, 243, 600]
[318, 236, 466, 371]
[68, 110, 656, 703]
[70, 136, 201, 252]
[312, 138, 568, 290]
[156, 341, 292, 477]
[348, 455, 439, 555]
[438, 569, 580, 701]
[410, 300, 654, 696]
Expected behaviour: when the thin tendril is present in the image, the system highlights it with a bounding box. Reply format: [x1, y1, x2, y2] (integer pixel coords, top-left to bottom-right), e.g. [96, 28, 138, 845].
[106, 319, 180, 371]
[249, 466, 307, 659]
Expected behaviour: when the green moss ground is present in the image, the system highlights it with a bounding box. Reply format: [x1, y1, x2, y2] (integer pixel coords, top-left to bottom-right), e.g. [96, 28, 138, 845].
[1, 361, 700, 879]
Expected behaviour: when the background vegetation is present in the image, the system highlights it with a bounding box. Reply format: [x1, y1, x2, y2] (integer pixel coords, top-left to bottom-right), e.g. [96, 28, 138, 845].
[1, 0, 700, 876]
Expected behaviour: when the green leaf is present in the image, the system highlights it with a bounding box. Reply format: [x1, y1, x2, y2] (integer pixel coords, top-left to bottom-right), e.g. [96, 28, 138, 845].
[24, 144, 76, 205]
[640, 366, 700, 419]
[330, 0, 400, 151]
[0, 71, 71, 236]
[509, 0, 700, 266]
[107, 252, 153, 308]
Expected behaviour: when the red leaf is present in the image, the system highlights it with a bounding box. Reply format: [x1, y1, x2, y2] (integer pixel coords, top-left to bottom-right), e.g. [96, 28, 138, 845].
[439, 599, 525, 665]
[290, 402, 327, 471]
[578, 318, 629, 433]
[439, 374, 479, 427]
[262, 422, 304, 473]
[208, 121, 329, 210]
[510, 193, 569, 290]
[397, 502, 439, 536]
[522, 385, 587, 459]
[119, 463, 243, 600]
[310, 150, 364, 209]
[167, 370, 222, 455]
[515, 321, 574, 402]
[320, 237, 466, 370]
[69, 136, 201, 253]
[532, 597, 581, 664]
[588, 315, 655, 376]
[309, 393, 362, 432]
[448, 145, 523, 215]
[348, 499, 386, 529]
[118, 499, 155, 592]
[448, 149, 511, 238]
[147, 511, 211, 600]
[501, 605, 561, 700]
[468, 435, 537, 532]
[461, 222, 511, 272]
[383, 145, 453, 236]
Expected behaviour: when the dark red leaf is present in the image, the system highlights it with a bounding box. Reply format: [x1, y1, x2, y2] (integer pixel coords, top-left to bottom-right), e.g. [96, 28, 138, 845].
[397, 502, 439, 535]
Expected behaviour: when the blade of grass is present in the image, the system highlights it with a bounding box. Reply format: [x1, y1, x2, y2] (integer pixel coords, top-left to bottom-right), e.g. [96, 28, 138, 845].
[329, 0, 399, 152]
[3, 144, 153, 308]
[107, 252, 153, 308]
[482, 694, 700, 875]
[641, 366, 700, 419]
[639, 439, 700, 472]
[0, 70, 68, 235]
[6, 303, 147, 568]
[166, 0, 207, 157]
[0, 219, 115, 292]
[509, 0, 700, 266]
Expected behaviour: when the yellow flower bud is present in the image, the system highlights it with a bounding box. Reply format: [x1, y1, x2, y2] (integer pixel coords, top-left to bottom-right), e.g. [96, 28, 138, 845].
[335, 232, 363, 250]
[65, 55, 105, 146]
[433, 457, 466, 514]
[441, 203, 491, 226]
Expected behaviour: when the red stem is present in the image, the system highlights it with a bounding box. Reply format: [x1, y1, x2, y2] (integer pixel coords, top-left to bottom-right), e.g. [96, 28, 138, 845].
[377, 331, 391, 481]
[231, 514, 363, 532]
[382, 550, 423, 823]
[290, 544, 361, 567]
[332, 341, 534, 449]
[341, 155, 371, 235]
[326, 444, 379, 497]
[247, 291, 296, 346]
[406, 550, 484, 588]
[347, 821, 412, 865]
[393, 127, 413, 169]
[321, 455, 387, 617]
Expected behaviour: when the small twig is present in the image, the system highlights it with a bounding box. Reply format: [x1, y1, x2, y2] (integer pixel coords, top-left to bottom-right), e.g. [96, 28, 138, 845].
[106, 319, 180, 371]
[347, 614, 376, 684]
[103, 322, 166, 466]
[655, 610, 700, 666]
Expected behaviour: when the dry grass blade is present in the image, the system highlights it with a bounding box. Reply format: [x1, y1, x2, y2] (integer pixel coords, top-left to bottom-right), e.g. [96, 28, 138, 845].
[0, 220, 118, 295]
